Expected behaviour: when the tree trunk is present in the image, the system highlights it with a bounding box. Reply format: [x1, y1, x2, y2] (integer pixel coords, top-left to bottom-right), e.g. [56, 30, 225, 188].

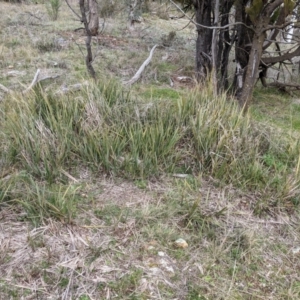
[88, 0, 99, 36]
[238, 29, 265, 108]
[236, 0, 288, 108]
[211, 0, 220, 96]
[193, 0, 213, 82]
[79, 0, 96, 79]
[217, 0, 234, 90]
[233, 0, 253, 97]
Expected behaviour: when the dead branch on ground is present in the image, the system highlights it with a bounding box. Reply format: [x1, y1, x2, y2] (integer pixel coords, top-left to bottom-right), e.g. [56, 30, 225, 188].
[0, 69, 61, 95]
[268, 81, 300, 91]
[124, 45, 158, 85]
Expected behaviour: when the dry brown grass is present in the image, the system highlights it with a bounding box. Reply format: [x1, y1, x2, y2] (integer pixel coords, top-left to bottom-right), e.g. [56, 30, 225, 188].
[1, 175, 300, 299]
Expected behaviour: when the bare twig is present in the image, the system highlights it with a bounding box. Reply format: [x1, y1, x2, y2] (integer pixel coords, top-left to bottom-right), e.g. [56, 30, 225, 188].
[0, 70, 41, 94]
[124, 45, 158, 85]
[169, 0, 254, 32]
[65, 0, 81, 20]
[0, 84, 11, 94]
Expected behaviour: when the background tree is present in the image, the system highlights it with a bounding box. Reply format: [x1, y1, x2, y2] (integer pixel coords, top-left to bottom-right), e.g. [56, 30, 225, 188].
[174, 0, 300, 108]
[127, 0, 148, 27]
[193, 0, 213, 81]
[237, 0, 296, 107]
[79, 0, 97, 78]
[87, 0, 99, 36]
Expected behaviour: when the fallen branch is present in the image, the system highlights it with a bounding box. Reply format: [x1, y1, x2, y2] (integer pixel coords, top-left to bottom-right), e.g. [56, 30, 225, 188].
[23, 69, 41, 94]
[0, 69, 61, 95]
[264, 81, 300, 97]
[124, 45, 158, 85]
[268, 81, 300, 90]
[0, 84, 10, 93]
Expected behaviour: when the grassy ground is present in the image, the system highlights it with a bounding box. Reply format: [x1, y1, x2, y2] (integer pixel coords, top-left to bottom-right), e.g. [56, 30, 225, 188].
[1, 1, 300, 299]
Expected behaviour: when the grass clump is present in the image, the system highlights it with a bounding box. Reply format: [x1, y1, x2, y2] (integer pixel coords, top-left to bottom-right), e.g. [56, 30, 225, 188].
[35, 37, 63, 53]
[1, 80, 300, 221]
[46, 0, 61, 21]
[19, 179, 80, 226]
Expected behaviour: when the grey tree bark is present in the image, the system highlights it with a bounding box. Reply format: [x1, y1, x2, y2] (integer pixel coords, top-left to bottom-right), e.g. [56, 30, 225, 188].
[87, 0, 99, 36]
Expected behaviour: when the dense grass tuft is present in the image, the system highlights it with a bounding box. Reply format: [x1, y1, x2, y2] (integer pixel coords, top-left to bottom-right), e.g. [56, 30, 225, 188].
[1, 80, 300, 222]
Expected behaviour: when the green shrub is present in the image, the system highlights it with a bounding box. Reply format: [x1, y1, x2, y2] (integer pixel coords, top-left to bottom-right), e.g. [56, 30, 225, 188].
[46, 0, 61, 21]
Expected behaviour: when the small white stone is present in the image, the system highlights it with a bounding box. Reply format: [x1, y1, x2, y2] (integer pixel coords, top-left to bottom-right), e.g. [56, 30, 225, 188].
[292, 247, 300, 254]
[174, 238, 188, 248]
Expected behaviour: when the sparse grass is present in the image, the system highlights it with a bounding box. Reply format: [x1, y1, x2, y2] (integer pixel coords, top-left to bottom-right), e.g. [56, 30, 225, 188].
[252, 86, 300, 131]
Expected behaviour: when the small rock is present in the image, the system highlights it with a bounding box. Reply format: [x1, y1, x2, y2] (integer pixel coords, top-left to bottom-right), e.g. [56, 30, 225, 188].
[292, 247, 300, 255]
[174, 238, 188, 248]
[172, 173, 189, 178]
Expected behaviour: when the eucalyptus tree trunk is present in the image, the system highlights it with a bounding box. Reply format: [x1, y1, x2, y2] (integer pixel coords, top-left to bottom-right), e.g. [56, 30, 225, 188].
[217, 0, 234, 90]
[233, 0, 253, 100]
[211, 0, 219, 96]
[238, 26, 266, 108]
[237, 0, 294, 108]
[193, 0, 213, 82]
[193, 0, 233, 89]
[87, 0, 99, 36]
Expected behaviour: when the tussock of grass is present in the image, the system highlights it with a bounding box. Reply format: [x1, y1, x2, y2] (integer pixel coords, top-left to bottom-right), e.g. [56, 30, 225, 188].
[1, 80, 300, 218]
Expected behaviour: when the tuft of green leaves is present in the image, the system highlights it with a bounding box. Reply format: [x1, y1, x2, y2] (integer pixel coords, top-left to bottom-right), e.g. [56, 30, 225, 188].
[46, 0, 61, 21]
[246, 0, 263, 22]
[17, 174, 80, 226]
[284, 0, 295, 15]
